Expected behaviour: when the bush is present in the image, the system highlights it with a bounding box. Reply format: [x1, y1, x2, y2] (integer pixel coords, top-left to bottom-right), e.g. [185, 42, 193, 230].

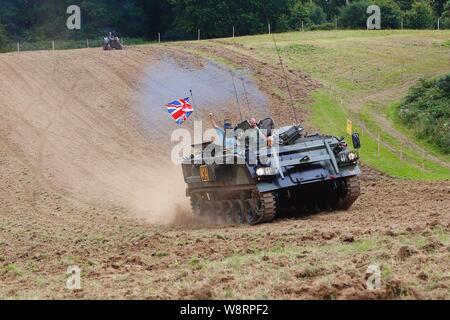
[437, 74, 450, 93]
[308, 22, 336, 31]
[404, 1, 435, 29]
[398, 74, 450, 153]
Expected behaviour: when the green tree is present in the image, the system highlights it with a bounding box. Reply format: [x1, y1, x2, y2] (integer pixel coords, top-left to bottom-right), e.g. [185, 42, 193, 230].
[289, 0, 309, 29]
[378, 0, 403, 28]
[431, 0, 447, 16]
[0, 0, 439, 43]
[339, 1, 370, 29]
[396, 0, 415, 11]
[276, 14, 292, 32]
[441, 1, 450, 28]
[309, 3, 327, 25]
[404, 1, 435, 28]
[0, 21, 7, 51]
[316, 0, 347, 20]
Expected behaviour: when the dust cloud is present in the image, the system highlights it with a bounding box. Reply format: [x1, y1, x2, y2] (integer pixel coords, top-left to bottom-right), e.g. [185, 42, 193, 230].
[0, 48, 268, 227]
[91, 160, 192, 225]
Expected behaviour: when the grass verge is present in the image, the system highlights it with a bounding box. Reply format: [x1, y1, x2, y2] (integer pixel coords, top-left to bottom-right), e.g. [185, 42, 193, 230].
[219, 30, 450, 178]
[310, 91, 450, 179]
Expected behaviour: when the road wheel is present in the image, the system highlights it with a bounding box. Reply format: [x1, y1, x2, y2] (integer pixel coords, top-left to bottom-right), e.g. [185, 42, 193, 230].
[246, 191, 276, 225]
[221, 200, 234, 224]
[338, 176, 361, 210]
[232, 200, 247, 224]
[190, 195, 203, 216]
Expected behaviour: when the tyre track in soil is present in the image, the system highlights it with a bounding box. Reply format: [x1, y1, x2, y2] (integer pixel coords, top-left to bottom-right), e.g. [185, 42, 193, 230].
[0, 46, 449, 299]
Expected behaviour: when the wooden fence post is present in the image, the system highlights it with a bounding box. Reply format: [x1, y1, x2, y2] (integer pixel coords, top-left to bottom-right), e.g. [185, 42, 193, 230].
[400, 142, 403, 161]
[377, 133, 381, 158]
[422, 151, 425, 173]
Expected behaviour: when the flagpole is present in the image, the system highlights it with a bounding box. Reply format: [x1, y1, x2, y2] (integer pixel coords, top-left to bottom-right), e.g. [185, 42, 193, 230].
[231, 73, 243, 121]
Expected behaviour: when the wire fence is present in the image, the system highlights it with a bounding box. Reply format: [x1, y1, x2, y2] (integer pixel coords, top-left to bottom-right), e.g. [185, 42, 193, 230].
[322, 83, 450, 174]
[0, 37, 156, 53]
[1, 17, 449, 54]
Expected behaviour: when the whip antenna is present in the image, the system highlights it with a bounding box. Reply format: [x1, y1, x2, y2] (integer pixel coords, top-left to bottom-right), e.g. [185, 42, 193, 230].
[241, 78, 252, 118]
[271, 33, 299, 124]
[230, 73, 243, 121]
[189, 89, 196, 105]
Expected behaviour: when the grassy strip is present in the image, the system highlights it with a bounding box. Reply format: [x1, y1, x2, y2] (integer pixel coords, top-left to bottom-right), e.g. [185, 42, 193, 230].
[386, 103, 450, 163]
[310, 91, 450, 180]
[360, 104, 450, 177]
[173, 227, 449, 299]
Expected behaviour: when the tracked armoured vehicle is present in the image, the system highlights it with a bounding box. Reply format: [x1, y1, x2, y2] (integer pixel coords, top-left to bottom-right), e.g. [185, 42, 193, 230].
[182, 119, 361, 225]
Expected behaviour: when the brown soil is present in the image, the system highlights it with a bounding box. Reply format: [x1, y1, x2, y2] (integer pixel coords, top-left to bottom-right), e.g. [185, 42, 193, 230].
[0, 45, 449, 299]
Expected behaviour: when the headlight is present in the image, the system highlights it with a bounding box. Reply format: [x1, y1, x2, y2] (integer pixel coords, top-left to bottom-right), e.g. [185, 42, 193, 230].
[256, 166, 277, 176]
[256, 168, 265, 176]
[337, 152, 358, 165]
[338, 153, 348, 163]
[347, 152, 357, 161]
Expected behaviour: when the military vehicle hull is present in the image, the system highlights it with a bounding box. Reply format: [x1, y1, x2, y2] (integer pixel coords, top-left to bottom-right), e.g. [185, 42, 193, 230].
[182, 125, 361, 225]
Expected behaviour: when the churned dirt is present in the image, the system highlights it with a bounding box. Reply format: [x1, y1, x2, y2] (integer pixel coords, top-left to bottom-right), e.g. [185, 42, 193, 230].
[0, 44, 449, 299]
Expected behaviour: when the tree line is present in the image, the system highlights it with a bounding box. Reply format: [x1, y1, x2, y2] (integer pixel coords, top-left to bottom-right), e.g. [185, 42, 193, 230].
[0, 0, 449, 47]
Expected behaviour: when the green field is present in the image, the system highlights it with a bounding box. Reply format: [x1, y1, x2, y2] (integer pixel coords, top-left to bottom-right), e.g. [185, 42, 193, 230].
[200, 30, 450, 179]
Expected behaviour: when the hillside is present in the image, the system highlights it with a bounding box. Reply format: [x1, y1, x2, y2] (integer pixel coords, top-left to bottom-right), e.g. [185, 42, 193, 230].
[0, 33, 449, 299]
[181, 30, 450, 179]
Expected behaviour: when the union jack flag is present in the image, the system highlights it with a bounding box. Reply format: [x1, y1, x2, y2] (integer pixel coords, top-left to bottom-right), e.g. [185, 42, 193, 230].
[166, 97, 194, 125]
